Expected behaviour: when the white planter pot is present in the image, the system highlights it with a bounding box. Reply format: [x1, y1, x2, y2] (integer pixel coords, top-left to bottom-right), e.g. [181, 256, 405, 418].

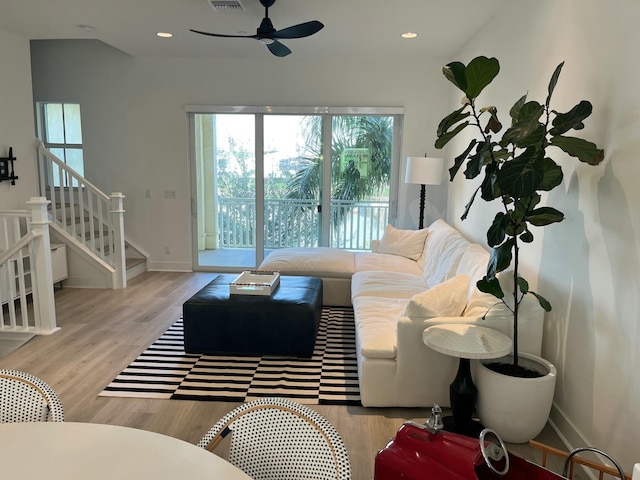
[476, 352, 556, 444]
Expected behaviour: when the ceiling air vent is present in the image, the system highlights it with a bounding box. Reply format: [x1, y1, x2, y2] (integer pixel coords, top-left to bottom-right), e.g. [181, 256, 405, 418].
[208, 0, 245, 12]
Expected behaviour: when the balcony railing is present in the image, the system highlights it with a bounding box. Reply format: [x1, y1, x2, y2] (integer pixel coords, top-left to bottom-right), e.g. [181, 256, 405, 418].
[217, 198, 388, 251]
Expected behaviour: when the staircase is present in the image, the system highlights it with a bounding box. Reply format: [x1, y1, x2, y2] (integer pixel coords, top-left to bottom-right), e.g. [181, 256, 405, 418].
[35, 141, 148, 288]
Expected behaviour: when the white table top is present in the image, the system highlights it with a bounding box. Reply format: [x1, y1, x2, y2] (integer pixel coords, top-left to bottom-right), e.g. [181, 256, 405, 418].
[423, 323, 512, 360]
[0, 422, 251, 480]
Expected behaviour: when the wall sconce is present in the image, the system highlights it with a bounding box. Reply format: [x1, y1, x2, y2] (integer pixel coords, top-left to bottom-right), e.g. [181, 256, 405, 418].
[405, 155, 444, 229]
[0, 147, 18, 185]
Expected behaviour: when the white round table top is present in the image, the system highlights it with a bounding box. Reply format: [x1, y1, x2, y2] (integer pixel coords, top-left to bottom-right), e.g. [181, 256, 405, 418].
[0, 422, 251, 480]
[423, 323, 512, 360]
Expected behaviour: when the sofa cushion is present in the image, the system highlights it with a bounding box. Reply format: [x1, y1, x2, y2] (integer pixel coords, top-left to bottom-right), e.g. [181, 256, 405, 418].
[464, 269, 516, 318]
[422, 220, 471, 288]
[259, 247, 355, 279]
[403, 274, 470, 319]
[351, 270, 427, 300]
[455, 243, 490, 300]
[353, 296, 407, 359]
[354, 252, 423, 276]
[378, 224, 429, 261]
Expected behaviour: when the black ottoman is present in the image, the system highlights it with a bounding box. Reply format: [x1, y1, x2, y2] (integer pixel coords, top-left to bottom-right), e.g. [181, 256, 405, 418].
[183, 274, 323, 357]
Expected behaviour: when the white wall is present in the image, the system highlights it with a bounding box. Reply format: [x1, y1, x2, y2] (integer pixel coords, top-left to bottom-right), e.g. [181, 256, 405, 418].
[30, 40, 449, 270]
[0, 28, 37, 209]
[445, 0, 639, 470]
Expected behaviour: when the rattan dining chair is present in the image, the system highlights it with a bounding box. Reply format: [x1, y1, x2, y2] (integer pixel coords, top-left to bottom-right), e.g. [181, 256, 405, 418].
[198, 397, 351, 480]
[0, 369, 64, 422]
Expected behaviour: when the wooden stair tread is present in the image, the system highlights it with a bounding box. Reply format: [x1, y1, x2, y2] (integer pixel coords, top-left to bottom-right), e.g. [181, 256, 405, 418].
[126, 257, 146, 269]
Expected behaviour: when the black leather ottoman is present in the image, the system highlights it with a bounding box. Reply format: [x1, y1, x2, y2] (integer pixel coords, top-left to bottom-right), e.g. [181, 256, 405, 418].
[183, 274, 323, 357]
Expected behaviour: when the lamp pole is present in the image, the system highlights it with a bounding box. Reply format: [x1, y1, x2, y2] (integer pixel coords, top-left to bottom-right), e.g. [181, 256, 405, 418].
[405, 156, 444, 230]
[418, 184, 426, 229]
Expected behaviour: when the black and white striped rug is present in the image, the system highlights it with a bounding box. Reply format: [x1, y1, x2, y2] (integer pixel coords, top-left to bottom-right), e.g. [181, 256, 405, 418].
[100, 307, 361, 405]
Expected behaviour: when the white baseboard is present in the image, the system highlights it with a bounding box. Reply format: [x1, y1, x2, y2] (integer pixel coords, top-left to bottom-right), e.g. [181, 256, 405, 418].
[548, 403, 601, 480]
[548, 402, 591, 450]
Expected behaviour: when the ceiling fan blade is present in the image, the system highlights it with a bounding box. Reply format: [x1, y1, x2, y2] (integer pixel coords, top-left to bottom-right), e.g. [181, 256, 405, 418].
[267, 40, 292, 57]
[191, 1, 322, 58]
[190, 28, 258, 39]
[271, 20, 324, 39]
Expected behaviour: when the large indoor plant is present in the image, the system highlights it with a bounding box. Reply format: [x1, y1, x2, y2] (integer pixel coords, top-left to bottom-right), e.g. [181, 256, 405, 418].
[435, 56, 604, 441]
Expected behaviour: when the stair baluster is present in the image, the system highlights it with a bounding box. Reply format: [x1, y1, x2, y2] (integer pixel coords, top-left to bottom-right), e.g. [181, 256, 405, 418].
[35, 140, 128, 289]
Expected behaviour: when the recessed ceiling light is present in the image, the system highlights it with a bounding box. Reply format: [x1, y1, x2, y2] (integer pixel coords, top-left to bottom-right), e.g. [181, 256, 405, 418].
[401, 32, 418, 39]
[77, 25, 95, 33]
[157, 32, 173, 38]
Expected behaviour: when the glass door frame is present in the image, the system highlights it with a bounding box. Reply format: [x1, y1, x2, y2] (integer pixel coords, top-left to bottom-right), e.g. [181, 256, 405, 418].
[187, 105, 404, 272]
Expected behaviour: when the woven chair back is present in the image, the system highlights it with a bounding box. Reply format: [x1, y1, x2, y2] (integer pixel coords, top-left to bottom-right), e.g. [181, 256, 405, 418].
[0, 369, 64, 422]
[198, 397, 351, 480]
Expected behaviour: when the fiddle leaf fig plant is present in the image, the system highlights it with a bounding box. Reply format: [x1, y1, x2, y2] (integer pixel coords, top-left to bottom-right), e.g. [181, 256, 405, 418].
[435, 56, 604, 373]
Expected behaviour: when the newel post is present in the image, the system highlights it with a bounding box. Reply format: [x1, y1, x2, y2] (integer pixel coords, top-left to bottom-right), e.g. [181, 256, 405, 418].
[110, 192, 126, 289]
[27, 197, 59, 334]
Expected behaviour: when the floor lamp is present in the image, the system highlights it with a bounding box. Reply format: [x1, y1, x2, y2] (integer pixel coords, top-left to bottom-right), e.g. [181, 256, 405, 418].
[405, 156, 444, 229]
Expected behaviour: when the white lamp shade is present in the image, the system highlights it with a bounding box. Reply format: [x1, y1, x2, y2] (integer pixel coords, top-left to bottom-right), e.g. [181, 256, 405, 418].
[405, 156, 444, 185]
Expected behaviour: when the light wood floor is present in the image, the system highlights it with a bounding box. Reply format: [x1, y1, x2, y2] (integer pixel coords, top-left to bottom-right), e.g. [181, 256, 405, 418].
[0, 271, 575, 480]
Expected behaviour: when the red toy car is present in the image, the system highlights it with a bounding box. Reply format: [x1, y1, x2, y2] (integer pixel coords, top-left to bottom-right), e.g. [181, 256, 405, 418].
[375, 405, 629, 480]
[375, 420, 565, 480]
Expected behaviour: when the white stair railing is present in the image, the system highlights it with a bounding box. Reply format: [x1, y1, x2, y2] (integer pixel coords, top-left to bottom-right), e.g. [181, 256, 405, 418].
[35, 140, 126, 288]
[0, 198, 59, 334]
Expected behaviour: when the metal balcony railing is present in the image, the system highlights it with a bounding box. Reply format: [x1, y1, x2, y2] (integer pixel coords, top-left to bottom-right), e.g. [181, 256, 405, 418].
[217, 198, 388, 251]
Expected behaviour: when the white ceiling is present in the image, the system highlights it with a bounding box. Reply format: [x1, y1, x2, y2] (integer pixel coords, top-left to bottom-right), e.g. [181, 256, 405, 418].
[0, 0, 507, 60]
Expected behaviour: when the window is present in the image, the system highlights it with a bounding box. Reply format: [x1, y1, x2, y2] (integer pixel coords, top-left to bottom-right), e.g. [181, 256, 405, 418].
[189, 106, 403, 270]
[36, 102, 84, 177]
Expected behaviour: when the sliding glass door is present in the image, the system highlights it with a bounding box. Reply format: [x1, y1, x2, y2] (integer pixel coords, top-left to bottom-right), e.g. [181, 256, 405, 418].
[193, 113, 257, 268]
[189, 107, 402, 271]
[330, 115, 393, 250]
[264, 115, 322, 252]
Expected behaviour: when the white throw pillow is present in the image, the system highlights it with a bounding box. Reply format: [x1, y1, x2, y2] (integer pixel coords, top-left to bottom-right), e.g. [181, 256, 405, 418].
[403, 274, 470, 319]
[378, 224, 429, 260]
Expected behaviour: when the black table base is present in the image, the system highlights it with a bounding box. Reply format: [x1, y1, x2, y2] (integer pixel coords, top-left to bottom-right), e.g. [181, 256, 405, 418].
[442, 357, 485, 438]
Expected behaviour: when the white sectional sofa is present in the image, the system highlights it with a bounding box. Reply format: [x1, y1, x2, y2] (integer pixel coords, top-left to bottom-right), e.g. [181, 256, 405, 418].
[259, 219, 545, 408]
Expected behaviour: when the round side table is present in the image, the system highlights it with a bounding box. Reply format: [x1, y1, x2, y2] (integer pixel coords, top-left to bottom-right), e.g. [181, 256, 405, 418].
[423, 323, 512, 437]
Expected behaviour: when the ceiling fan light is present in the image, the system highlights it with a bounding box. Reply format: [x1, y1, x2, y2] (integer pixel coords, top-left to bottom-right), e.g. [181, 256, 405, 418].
[259, 37, 275, 45]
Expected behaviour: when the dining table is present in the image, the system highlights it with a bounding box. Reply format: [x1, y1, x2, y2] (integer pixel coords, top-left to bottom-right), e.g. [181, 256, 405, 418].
[0, 421, 252, 479]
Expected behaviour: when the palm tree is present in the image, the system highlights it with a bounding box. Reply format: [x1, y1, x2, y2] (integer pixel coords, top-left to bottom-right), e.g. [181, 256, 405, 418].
[285, 115, 392, 242]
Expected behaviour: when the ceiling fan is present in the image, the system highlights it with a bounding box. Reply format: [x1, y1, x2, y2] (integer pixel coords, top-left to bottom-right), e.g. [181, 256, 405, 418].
[190, 0, 324, 57]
